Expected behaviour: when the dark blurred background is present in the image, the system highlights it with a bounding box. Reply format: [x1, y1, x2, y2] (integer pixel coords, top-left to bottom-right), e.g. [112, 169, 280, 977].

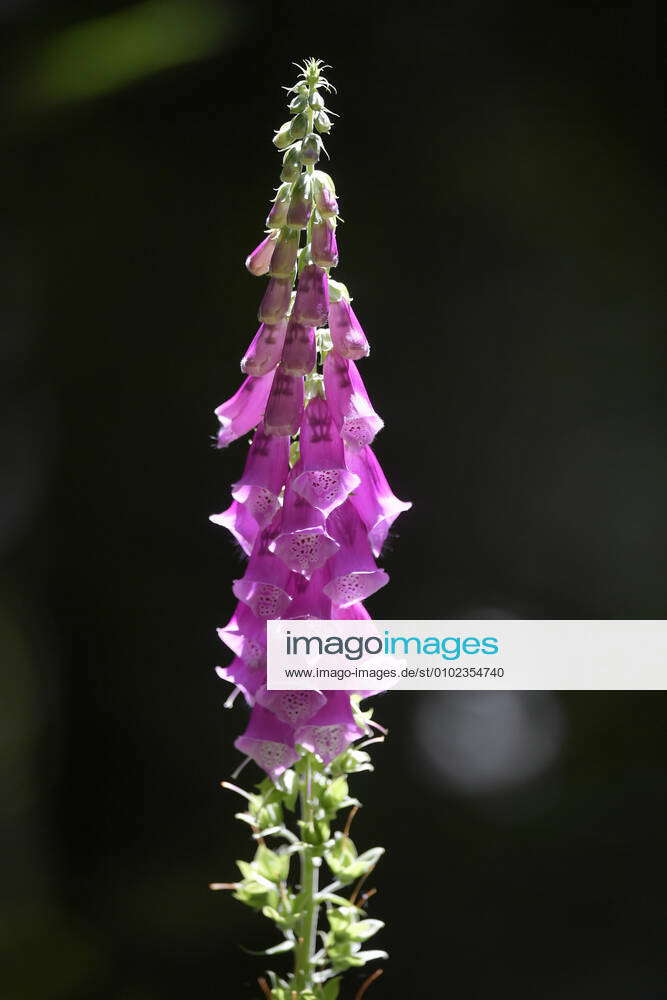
[1, 2, 666, 997]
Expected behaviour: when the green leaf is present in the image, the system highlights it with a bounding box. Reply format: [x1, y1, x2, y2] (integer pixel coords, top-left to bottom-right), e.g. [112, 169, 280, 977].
[322, 978, 342, 1000]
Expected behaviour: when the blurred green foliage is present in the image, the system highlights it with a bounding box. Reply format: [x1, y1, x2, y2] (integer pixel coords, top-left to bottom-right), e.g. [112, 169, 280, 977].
[20, 0, 237, 108]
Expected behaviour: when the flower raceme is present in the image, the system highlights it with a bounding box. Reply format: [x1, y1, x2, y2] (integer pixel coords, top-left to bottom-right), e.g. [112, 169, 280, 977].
[210, 58, 410, 998]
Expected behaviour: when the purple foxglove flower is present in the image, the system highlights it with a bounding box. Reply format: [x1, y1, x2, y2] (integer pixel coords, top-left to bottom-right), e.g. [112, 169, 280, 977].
[216, 657, 264, 705]
[240, 319, 288, 377]
[258, 276, 292, 324]
[232, 522, 292, 619]
[256, 685, 326, 726]
[286, 567, 333, 619]
[311, 216, 338, 268]
[265, 182, 291, 227]
[269, 227, 300, 278]
[312, 170, 339, 218]
[291, 396, 360, 516]
[345, 446, 412, 557]
[280, 318, 316, 376]
[231, 422, 290, 527]
[217, 601, 267, 671]
[269, 464, 340, 577]
[328, 299, 370, 360]
[215, 372, 275, 449]
[264, 365, 304, 437]
[210, 499, 258, 556]
[234, 705, 299, 780]
[294, 692, 364, 764]
[323, 352, 384, 452]
[323, 501, 389, 607]
[286, 173, 312, 229]
[245, 231, 278, 276]
[292, 264, 329, 327]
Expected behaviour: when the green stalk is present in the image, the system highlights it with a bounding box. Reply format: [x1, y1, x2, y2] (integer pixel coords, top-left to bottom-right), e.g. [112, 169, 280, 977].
[294, 757, 319, 991]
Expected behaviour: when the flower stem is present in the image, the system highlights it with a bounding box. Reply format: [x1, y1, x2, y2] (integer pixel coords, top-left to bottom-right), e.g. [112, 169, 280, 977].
[294, 756, 320, 991]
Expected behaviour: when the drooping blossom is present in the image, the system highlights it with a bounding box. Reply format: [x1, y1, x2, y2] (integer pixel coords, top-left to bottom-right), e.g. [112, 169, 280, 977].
[281, 319, 317, 376]
[269, 463, 339, 577]
[323, 500, 389, 607]
[264, 365, 304, 436]
[328, 297, 370, 360]
[345, 445, 412, 557]
[240, 319, 287, 376]
[268, 227, 300, 278]
[258, 276, 292, 324]
[323, 351, 384, 451]
[215, 373, 275, 448]
[294, 691, 364, 764]
[256, 685, 326, 726]
[231, 422, 289, 527]
[232, 521, 293, 619]
[245, 231, 278, 276]
[312, 215, 338, 268]
[292, 263, 329, 326]
[234, 704, 299, 781]
[209, 499, 258, 556]
[291, 395, 360, 516]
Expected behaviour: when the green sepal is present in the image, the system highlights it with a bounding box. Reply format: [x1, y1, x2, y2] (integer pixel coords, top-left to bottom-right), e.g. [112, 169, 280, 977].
[324, 835, 384, 886]
[233, 879, 278, 911]
[330, 747, 373, 776]
[320, 776, 349, 818]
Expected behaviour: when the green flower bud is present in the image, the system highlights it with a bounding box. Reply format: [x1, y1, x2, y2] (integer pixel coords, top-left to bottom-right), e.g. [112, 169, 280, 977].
[266, 182, 292, 229]
[289, 93, 308, 113]
[299, 133, 322, 165]
[288, 112, 308, 142]
[309, 91, 324, 111]
[315, 110, 332, 134]
[280, 146, 302, 183]
[272, 122, 293, 150]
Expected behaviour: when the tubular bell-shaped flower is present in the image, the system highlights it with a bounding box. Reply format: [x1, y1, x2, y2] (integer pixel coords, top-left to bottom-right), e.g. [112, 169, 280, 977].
[231, 422, 289, 527]
[234, 705, 299, 781]
[209, 499, 258, 556]
[323, 351, 384, 451]
[264, 365, 304, 436]
[232, 521, 293, 619]
[281, 318, 317, 376]
[240, 319, 287, 376]
[323, 500, 389, 607]
[291, 395, 360, 516]
[292, 263, 329, 326]
[346, 445, 412, 557]
[295, 691, 365, 764]
[215, 373, 275, 448]
[269, 463, 339, 577]
[245, 231, 278, 276]
[329, 296, 370, 360]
